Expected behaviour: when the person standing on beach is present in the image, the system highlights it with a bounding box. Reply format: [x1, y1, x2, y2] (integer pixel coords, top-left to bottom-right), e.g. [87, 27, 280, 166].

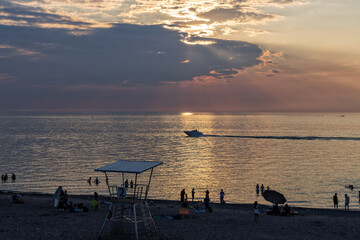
[205, 190, 209, 198]
[181, 189, 186, 202]
[191, 188, 195, 201]
[345, 194, 350, 210]
[256, 184, 259, 196]
[220, 189, 225, 204]
[261, 184, 264, 194]
[333, 193, 338, 210]
[253, 201, 259, 223]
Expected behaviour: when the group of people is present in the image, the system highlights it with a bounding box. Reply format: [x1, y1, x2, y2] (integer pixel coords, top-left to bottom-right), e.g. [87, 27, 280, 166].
[1, 173, 16, 182]
[57, 189, 89, 212]
[179, 188, 226, 212]
[252, 202, 292, 223]
[87, 177, 100, 185]
[124, 179, 134, 188]
[256, 184, 270, 196]
[180, 188, 226, 204]
[333, 193, 352, 210]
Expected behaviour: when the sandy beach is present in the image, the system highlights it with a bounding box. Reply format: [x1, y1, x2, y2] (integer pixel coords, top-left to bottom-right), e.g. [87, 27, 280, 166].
[1, 191, 360, 240]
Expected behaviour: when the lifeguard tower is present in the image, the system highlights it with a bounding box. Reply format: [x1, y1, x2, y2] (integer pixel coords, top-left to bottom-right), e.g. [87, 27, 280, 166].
[95, 160, 163, 239]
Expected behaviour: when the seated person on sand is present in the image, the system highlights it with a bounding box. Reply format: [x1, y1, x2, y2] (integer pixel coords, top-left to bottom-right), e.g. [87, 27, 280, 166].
[12, 193, 25, 203]
[91, 192, 99, 210]
[284, 204, 291, 216]
[181, 200, 189, 208]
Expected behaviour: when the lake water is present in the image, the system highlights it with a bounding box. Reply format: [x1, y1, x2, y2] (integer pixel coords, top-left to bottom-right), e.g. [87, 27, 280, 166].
[1, 112, 360, 209]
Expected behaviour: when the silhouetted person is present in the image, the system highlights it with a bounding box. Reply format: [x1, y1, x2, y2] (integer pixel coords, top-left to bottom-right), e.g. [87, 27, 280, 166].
[87, 177, 92, 185]
[273, 204, 279, 215]
[345, 194, 350, 210]
[220, 189, 225, 204]
[333, 193, 338, 210]
[256, 184, 259, 196]
[1, 174, 4, 181]
[180, 189, 186, 202]
[191, 188, 195, 201]
[261, 184, 264, 194]
[205, 190, 209, 198]
[125, 179, 129, 188]
[93, 192, 99, 210]
[11, 173, 16, 181]
[267, 186, 270, 190]
[253, 201, 259, 222]
[284, 204, 291, 216]
[204, 195, 211, 211]
[130, 180, 133, 188]
[3, 173, 8, 182]
[94, 177, 100, 185]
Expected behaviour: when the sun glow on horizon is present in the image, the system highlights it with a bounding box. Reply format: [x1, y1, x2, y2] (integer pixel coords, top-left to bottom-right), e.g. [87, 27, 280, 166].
[182, 112, 194, 116]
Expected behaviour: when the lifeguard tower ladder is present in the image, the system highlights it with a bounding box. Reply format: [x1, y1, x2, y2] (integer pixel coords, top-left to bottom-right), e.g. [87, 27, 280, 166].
[95, 160, 163, 240]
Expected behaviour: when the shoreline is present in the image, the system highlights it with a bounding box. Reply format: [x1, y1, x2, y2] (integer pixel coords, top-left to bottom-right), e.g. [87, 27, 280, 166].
[1, 189, 359, 213]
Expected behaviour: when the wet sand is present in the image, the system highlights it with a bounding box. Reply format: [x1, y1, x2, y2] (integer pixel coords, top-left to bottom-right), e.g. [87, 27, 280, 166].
[1, 191, 360, 240]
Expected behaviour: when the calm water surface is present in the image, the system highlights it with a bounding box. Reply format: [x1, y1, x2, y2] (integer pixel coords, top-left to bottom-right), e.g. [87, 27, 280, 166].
[1, 112, 360, 209]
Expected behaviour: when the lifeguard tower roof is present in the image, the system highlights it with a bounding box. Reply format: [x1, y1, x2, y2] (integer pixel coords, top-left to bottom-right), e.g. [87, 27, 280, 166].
[94, 160, 163, 174]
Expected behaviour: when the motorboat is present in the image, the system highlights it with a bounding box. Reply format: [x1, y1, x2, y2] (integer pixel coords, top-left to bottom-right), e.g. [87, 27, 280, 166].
[184, 130, 203, 137]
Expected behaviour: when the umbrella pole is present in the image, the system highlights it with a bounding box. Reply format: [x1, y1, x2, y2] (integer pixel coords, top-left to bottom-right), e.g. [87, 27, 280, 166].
[145, 168, 153, 200]
[104, 172, 111, 197]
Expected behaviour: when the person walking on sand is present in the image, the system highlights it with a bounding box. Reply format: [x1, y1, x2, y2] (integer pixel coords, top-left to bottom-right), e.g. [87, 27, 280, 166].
[345, 194, 350, 210]
[333, 193, 338, 210]
[253, 201, 259, 223]
[220, 189, 225, 204]
[180, 189, 186, 202]
[191, 188, 195, 201]
[256, 184, 259, 196]
[261, 184, 264, 194]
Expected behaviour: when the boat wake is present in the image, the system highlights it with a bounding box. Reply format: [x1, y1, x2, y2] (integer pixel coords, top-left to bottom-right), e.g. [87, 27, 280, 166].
[202, 135, 360, 141]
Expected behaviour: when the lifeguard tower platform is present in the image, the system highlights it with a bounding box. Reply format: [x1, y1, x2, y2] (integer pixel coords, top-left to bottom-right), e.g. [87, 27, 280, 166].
[95, 160, 163, 239]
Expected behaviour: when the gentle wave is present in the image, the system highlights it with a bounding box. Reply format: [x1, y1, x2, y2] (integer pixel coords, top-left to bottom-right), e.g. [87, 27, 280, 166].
[203, 135, 360, 141]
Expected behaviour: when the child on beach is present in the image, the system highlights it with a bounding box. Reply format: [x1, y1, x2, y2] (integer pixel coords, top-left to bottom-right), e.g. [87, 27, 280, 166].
[220, 189, 225, 204]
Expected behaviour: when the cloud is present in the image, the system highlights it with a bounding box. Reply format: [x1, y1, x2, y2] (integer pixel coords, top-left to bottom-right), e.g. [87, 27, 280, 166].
[0, 0, 92, 29]
[197, 7, 276, 24]
[0, 0, 304, 38]
[0, 24, 263, 88]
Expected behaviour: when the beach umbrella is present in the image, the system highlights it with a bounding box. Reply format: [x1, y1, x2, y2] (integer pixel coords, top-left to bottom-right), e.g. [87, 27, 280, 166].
[262, 190, 286, 204]
[53, 186, 62, 208]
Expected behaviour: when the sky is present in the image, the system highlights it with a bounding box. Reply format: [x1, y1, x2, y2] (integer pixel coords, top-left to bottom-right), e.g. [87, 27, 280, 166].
[0, 0, 360, 112]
